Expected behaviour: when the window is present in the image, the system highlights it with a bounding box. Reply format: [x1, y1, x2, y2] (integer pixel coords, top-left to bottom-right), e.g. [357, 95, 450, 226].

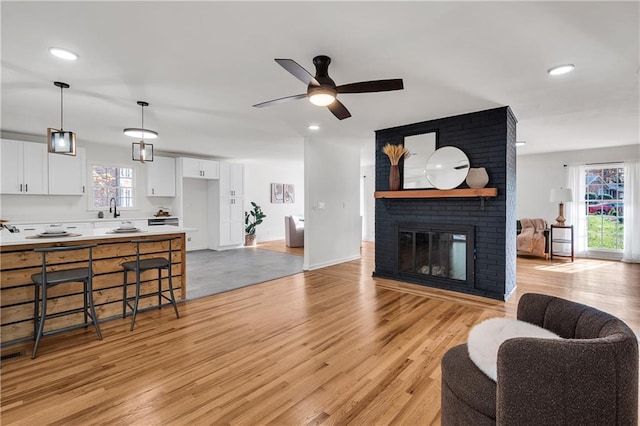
[91, 164, 135, 209]
[584, 165, 624, 251]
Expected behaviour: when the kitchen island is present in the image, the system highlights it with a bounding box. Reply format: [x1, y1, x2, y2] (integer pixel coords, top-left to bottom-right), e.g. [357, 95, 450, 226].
[1, 225, 189, 348]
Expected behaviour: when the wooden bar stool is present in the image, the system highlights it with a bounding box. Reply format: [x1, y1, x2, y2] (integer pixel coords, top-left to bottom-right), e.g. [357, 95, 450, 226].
[31, 244, 102, 359]
[122, 237, 180, 331]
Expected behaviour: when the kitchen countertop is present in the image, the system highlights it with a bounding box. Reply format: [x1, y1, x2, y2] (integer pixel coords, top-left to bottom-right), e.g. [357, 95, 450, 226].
[4, 216, 178, 225]
[0, 225, 194, 247]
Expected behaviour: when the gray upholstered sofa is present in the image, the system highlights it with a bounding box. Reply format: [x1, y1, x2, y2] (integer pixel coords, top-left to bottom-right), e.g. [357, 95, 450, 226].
[441, 293, 638, 425]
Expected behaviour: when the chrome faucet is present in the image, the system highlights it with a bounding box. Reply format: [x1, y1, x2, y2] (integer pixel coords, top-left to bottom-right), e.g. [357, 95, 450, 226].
[109, 197, 120, 218]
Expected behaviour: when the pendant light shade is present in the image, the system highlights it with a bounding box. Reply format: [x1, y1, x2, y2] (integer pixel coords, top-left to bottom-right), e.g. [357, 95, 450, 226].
[132, 140, 154, 163]
[48, 81, 76, 155]
[126, 101, 156, 163]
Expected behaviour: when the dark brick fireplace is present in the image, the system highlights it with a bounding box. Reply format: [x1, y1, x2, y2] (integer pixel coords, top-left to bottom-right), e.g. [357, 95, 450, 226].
[374, 107, 517, 300]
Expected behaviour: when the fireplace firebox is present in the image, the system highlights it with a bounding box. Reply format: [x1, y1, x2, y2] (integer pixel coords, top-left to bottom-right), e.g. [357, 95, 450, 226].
[396, 223, 475, 288]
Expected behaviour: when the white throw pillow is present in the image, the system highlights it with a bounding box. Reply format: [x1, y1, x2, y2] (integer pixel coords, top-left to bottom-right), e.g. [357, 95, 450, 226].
[467, 317, 561, 381]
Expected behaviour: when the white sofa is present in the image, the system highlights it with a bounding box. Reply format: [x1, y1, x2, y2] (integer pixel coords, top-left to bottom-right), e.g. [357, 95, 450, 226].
[285, 215, 304, 248]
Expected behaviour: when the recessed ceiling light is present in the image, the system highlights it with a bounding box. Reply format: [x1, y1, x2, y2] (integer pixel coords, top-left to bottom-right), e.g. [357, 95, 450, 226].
[49, 47, 79, 61]
[547, 64, 575, 76]
[515, 141, 526, 147]
[308, 124, 320, 130]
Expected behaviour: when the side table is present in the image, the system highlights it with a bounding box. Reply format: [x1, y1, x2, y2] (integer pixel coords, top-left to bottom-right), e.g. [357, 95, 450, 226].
[550, 224, 574, 262]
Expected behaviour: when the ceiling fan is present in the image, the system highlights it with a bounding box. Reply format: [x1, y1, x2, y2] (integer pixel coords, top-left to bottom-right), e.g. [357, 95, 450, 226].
[253, 55, 404, 120]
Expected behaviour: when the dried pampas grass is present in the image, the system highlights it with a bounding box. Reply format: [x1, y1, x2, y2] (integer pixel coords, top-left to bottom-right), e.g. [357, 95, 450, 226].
[382, 143, 409, 165]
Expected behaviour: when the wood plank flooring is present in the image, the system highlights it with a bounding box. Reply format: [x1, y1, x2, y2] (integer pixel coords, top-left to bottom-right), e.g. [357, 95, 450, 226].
[256, 240, 304, 257]
[1, 242, 638, 425]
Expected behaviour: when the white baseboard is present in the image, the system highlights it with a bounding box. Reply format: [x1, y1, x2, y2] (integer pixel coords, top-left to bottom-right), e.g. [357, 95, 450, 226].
[304, 253, 361, 271]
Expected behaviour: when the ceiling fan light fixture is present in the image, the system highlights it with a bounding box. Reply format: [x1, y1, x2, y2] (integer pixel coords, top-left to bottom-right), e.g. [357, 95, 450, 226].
[547, 64, 575, 76]
[309, 92, 336, 107]
[49, 47, 79, 61]
[308, 124, 320, 130]
[308, 86, 337, 107]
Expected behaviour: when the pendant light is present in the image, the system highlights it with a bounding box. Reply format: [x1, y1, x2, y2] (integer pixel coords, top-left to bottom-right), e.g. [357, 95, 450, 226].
[125, 101, 156, 163]
[47, 81, 76, 155]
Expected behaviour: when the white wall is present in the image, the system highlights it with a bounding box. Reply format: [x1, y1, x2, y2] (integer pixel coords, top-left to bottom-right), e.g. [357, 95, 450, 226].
[304, 137, 361, 270]
[0, 135, 177, 222]
[181, 178, 209, 250]
[239, 158, 304, 243]
[361, 165, 375, 242]
[517, 144, 639, 222]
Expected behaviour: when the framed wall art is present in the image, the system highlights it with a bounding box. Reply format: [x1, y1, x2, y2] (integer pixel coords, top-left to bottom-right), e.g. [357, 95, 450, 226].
[284, 184, 295, 203]
[271, 183, 283, 203]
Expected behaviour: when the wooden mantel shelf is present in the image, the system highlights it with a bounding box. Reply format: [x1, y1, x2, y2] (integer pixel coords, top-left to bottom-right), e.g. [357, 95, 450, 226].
[374, 188, 498, 199]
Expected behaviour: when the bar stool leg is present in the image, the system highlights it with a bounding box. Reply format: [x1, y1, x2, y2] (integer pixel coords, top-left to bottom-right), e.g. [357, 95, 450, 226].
[168, 272, 180, 319]
[122, 269, 128, 318]
[130, 269, 142, 331]
[87, 277, 103, 340]
[158, 269, 162, 309]
[32, 283, 47, 359]
[33, 283, 40, 338]
[83, 280, 89, 326]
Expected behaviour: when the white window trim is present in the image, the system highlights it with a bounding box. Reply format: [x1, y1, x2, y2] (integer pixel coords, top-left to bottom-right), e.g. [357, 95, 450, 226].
[87, 161, 139, 212]
[584, 163, 624, 254]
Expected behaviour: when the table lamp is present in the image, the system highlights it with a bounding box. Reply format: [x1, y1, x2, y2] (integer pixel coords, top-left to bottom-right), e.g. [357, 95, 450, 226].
[550, 188, 573, 225]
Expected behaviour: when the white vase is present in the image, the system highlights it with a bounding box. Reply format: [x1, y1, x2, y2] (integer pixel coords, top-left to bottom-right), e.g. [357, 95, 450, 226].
[466, 167, 489, 188]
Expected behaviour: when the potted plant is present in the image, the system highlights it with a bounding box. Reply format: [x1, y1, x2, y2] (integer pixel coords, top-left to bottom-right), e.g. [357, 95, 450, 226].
[244, 201, 266, 246]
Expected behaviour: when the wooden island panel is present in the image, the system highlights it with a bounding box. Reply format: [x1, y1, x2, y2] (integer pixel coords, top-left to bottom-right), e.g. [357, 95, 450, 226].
[1, 233, 186, 346]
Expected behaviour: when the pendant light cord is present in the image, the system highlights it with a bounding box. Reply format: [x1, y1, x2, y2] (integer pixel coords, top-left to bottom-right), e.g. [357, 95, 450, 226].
[140, 103, 145, 141]
[60, 85, 64, 130]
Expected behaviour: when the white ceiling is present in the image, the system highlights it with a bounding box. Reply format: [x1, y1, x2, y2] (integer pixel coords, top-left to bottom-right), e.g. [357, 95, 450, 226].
[2, 1, 638, 165]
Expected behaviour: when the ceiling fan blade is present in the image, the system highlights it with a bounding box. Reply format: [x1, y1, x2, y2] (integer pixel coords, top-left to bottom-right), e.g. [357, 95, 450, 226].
[327, 99, 352, 120]
[252, 93, 307, 108]
[336, 79, 404, 94]
[275, 59, 320, 86]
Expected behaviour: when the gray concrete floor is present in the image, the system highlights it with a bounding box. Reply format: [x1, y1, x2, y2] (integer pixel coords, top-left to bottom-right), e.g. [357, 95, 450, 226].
[185, 248, 304, 300]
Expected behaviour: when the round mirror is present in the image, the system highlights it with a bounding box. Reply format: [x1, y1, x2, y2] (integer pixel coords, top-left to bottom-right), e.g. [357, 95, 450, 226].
[425, 146, 470, 190]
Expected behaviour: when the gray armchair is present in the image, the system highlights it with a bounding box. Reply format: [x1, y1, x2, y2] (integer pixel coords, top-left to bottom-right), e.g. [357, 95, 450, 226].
[441, 293, 638, 425]
[285, 215, 304, 248]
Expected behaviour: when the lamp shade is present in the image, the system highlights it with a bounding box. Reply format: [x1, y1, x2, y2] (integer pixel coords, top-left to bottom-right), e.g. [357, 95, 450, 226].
[550, 188, 573, 203]
[132, 141, 153, 163]
[47, 128, 76, 155]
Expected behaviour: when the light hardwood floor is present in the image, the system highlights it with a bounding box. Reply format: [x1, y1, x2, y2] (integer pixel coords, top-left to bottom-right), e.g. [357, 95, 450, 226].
[1, 242, 638, 425]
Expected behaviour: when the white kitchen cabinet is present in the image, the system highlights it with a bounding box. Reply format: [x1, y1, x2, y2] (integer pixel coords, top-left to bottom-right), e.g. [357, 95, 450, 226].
[146, 156, 176, 197]
[207, 163, 245, 250]
[1, 139, 48, 195]
[219, 197, 244, 246]
[219, 162, 244, 197]
[48, 147, 86, 195]
[181, 157, 219, 179]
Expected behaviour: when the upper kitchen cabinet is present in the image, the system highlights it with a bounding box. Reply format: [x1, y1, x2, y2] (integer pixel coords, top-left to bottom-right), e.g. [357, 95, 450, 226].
[146, 156, 176, 197]
[219, 162, 244, 197]
[1, 139, 48, 195]
[48, 147, 86, 195]
[181, 157, 219, 179]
